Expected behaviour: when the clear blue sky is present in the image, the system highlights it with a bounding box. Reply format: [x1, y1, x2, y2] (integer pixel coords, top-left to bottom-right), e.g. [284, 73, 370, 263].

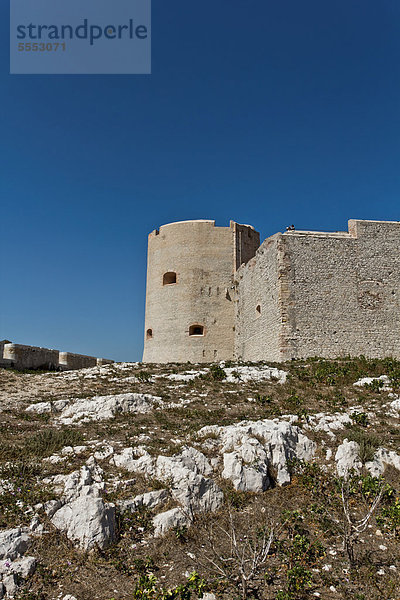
[1, 1, 400, 362]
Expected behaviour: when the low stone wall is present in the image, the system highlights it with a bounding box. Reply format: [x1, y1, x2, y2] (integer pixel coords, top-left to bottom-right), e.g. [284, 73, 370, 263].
[3, 344, 59, 370]
[0, 341, 114, 371]
[97, 358, 114, 366]
[59, 352, 98, 370]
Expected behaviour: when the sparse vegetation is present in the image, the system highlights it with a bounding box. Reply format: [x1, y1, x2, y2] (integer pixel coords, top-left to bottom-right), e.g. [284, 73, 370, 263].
[0, 356, 399, 599]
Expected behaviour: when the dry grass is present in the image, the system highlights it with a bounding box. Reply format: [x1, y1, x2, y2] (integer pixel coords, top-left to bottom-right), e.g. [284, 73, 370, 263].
[0, 357, 400, 599]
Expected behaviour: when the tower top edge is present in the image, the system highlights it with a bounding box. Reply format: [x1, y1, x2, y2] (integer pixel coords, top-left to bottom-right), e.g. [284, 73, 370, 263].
[148, 219, 258, 237]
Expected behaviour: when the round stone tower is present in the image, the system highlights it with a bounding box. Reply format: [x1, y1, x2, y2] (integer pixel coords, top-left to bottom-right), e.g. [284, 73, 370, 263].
[142, 219, 259, 363]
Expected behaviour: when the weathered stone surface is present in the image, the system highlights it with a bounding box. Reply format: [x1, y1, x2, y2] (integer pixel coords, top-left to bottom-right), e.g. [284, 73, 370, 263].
[50, 462, 116, 550]
[200, 419, 316, 487]
[222, 365, 287, 384]
[235, 220, 400, 362]
[155, 452, 223, 514]
[0, 557, 37, 579]
[118, 490, 169, 512]
[222, 449, 270, 492]
[0, 528, 30, 560]
[304, 413, 352, 438]
[1, 574, 17, 597]
[152, 508, 189, 537]
[353, 375, 391, 390]
[388, 397, 400, 417]
[112, 446, 223, 517]
[58, 393, 161, 424]
[335, 439, 362, 477]
[51, 491, 116, 550]
[366, 448, 400, 477]
[112, 447, 155, 475]
[25, 401, 52, 414]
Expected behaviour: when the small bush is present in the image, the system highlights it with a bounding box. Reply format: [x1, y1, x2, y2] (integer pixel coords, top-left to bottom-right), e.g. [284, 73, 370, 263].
[208, 365, 226, 381]
[345, 430, 381, 463]
[365, 379, 385, 393]
[136, 371, 153, 382]
[377, 498, 400, 534]
[24, 428, 84, 458]
[351, 412, 369, 427]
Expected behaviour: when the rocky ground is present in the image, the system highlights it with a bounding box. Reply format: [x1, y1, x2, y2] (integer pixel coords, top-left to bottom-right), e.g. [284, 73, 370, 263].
[0, 357, 400, 600]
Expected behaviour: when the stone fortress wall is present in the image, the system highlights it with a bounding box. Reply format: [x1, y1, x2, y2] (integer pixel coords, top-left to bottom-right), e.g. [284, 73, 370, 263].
[142, 220, 259, 363]
[143, 218, 400, 364]
[0, 341, 113, 371]
[235, 219, 400, 362]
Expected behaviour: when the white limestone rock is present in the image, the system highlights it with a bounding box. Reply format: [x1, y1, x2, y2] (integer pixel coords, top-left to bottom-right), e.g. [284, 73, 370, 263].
[25, 399, 69, 414]
[353, 375, 391, 391]
[118, 489, 169, 512]
[155, 453, 223, 514]
[335, 439, 362, 477]
[25, 401, 52, 414]
[112, 447, 156, 476]
[179, 446, 213, 477]
[0, 533, 35, 598]
[0, 481, 13, 494]
[222, 450, 270, 492]
[0, 556, 37, 579]
[222, 365, 287, 384]
[112, 446, 223, 517]
[44, 500, 63, 518]
[94, 445, 114, 460]
[152, 508, 190, 537]
[0, 528, 31, 560]
[366, 448, 400, 477]
[304, 413, 352, 439]
[1, 574, 17, 597]
[51, 490, 116, 551]
[58, 393, 161, 424]
[199, 419, 316, 487]
[165, 370, 207, 382]
[50, 462, 116, 550]
[387, 397, 400, 417]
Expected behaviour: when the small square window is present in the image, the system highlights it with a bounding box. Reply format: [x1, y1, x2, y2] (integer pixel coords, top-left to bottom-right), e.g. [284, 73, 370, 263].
[189, 324, 204, 336]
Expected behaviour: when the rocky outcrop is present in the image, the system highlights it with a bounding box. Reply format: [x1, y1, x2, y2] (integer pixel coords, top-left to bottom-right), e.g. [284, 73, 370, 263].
[199, 419, 316, 489]
[26, 393, 162, 424]
[152, 508, 190, 537]
[0, 528, 36, 598]
[112, 446, 224, 528]
[222, 365, 287, 384]
[0, 528, 31, 561]
[118, 489, 169, 512]
[335, 439, 362, 477]
[50, 462, 116, 550]
[366, 448, 400, 477]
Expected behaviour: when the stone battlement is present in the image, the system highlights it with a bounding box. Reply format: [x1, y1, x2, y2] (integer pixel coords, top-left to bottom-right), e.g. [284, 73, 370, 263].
[0, 341, 114, 371]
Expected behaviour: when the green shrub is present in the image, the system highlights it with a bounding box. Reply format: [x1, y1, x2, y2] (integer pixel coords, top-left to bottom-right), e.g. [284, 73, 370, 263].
[24, 428, 84, 458]
[364, 379, 385, 393]
[136, 371, 153, 382]
[345, 430, 381, 463]
[126, 571, 206, 600]
[377, 498, 400, 534]
[208, 365, 226, 381]
[351, 412, 369, 427]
